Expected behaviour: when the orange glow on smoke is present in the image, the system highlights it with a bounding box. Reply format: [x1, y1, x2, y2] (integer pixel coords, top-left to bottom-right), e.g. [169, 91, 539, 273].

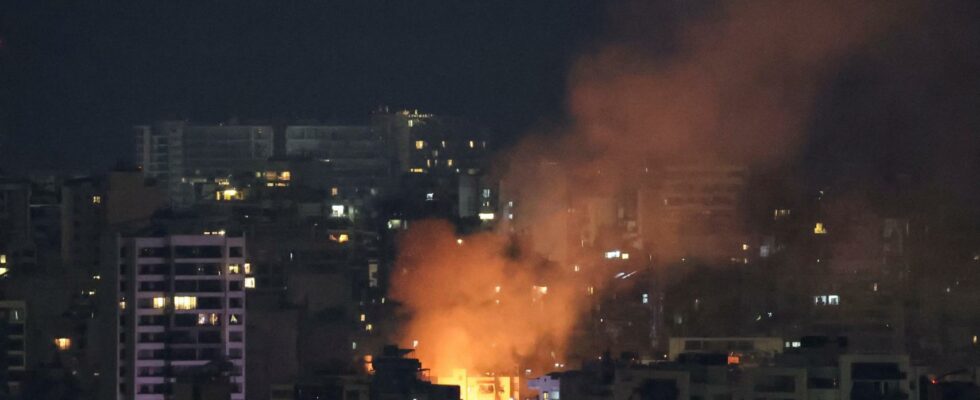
[390, 220, 585, 377]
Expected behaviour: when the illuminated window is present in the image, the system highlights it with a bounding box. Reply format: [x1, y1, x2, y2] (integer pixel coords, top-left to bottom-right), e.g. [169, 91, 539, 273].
[0, 254, 5, 264]
[365, 324, 373, 332]
[426, 159, 432, 168]
[331, 187, 339, 196]
[415, 140, 425, 150]
[244, 263, 252, 274]
[621, 253, 630, 260]
[408, 119, 414, 128]
[727, 354, 740, 365]
[604, 250, 621, 259]
[447, 159, 454, 167]
[0, 268, 8, 277]
[331, 205, 345, 218]
[281, 171, 291, 181]
[642, 293, 649, 304]
[468, 140, 475, 148]
[228, 264, 241, 274]
[478, 212, 495, 221]
[173, 296, 197, 310]
[587, 286, 595, 295]
[426, 193, 434, 201]
[336, 234, 349, 243]
[814, 222, 828, 235]
[774, 209, 791, 219]
[54, 338, 71, 351]
[229, 314, 241, 324]
[359, 313, 366, 322]
[441, 140, 446, 148]
[92, 195, 102, 205]
[152, 297, 167, 309]
[244, 277, 256, 289]
[217, 189, 243, 201]
[119, 300, 126, 310]
[409, 168, 425, 173]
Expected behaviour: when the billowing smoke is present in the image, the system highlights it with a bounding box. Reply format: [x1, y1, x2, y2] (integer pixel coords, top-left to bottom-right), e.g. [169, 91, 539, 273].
[391, 0, 900, 375]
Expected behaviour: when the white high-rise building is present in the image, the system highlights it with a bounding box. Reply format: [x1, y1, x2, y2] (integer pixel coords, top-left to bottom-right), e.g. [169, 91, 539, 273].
[115, 234, 247, 400]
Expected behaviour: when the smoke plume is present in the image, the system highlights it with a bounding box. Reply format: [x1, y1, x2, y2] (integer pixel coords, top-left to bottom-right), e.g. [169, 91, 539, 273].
[391, 0, 899, 375]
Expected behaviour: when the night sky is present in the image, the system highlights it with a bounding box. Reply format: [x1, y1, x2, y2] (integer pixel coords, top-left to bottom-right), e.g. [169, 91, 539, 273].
[0, 0, 978, 202]
[0, 0, 600, 172]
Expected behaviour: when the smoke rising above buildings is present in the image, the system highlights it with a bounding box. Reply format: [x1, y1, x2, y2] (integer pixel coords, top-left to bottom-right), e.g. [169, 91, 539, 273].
[391, 0, 901, 375]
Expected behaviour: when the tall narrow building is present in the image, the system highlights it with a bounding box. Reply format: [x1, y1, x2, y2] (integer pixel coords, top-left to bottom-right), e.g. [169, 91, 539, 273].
[115, 234, 246, 400]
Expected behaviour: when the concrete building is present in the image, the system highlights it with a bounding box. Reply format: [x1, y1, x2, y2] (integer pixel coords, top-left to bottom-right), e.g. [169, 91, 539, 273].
[135, 121, 274, 205]
[282, 124, 389, 201]
[0, 300, 27, 397]
[638, 164, 750, 264]
[0, 179, 34, 271]
[115, 234, 247, 400]
[371, 109, 491, 177]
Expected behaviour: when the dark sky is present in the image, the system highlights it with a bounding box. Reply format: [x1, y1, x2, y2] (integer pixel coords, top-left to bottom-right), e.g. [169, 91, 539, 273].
[0, 0, 600, 172]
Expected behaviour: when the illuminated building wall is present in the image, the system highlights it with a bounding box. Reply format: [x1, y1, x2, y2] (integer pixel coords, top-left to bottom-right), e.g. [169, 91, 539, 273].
[436, 369, 520, 400]
[115, 234, 247, 400]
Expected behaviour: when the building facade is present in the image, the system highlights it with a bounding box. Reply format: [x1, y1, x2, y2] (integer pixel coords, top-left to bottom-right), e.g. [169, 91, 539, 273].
[115, 234, 247, 400]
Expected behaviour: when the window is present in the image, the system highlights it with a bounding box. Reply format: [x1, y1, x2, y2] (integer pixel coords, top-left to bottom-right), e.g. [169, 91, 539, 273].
[244, 263, 252, 274]
[173, 296, 197, 310]
[152, 297, 166, 309]
[92, 195, 102, 205]
[331, 205, 345, 218]
[197, 313, 220, 326]
[415, 140, 425, 150]
[331, 187, 339, 196]
[244, 277, 256, 289]
[814, 222, 828, 235]
[54, 338, 71, 351]
[229, 314, 242, 325]
[468, 140, 475, 148]
[410, 168, 425, 173]
[228, 264, 240, 274]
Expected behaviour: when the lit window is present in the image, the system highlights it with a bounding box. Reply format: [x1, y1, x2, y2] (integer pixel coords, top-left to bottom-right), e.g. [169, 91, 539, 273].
[774, 209, 791, 219]
[0, 254, 5, 264]
[814, 222, 828, 235]
[426, 193, 434, 201]
[228, 264, 241, 274]
[173, 296, 197, 310]
[621, 253, 630, 260]
[337, 234, 349, 243]
[468, 140, 475, 148]
[415, 140, 425, 150]
[478, 212, 495, 221]
[92, 195, 102, 205]
[217, 189, 243, 201]
[426, 159, 432, 168]
[244, 263, 252, 274]
[447, 159, 454, 167]
[0, 268, 8, 277]
[331, 205, 345, 218]
[409, 168, 425, 173]
[365, 324, 373, 332]
[360, 314, 366, 322]
[441, 140, 446, 148]
[727, 354, 740, 365]
[229, 314, 241, 324]
[604, 250, 621, 259]
[331, 187, 339, 196]
[152, 297, 167, 309]
[642, 293, 649, 304]
[54, 338, 71, 351]
[244, 277, 256, 289]
[741, 244, 749, 251]
[281, 171, 291, 181]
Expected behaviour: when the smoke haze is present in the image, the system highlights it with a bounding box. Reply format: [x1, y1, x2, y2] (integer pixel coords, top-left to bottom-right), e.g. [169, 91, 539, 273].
[391, 0, 904, 374]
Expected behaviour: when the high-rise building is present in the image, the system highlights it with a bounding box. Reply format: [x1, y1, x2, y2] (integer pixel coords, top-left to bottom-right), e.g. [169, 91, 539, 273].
[371, 109, 491, 176]
[0, 301, 26, 397]
[281, 124, 390, 200]
[114, 234, 247, 400]
[135, 121, 274, 205]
